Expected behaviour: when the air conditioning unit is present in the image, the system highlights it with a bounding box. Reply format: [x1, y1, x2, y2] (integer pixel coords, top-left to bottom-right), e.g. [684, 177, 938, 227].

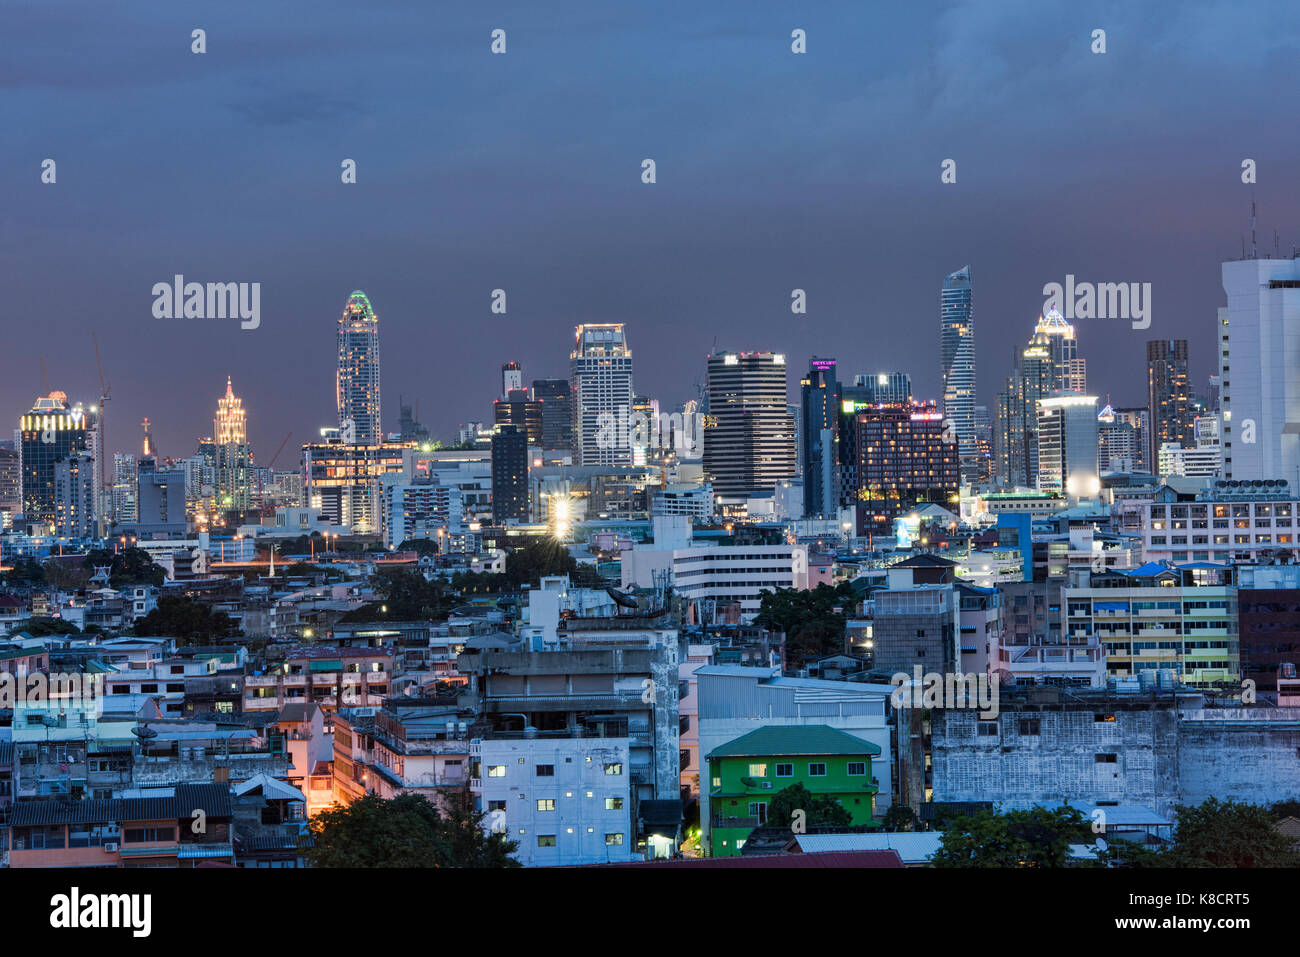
[104, 843, 119, 852]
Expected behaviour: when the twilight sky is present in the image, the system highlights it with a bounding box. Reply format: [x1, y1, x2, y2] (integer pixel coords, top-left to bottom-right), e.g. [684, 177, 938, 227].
[4, 0, 1300, 460]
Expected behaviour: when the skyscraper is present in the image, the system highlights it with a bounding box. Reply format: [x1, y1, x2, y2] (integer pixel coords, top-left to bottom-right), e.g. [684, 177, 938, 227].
[18, 392, 97, 528]
[800, 357, 840, 518]
[1146, 339, 1193, 472]
[337, 290, 381, 445]
[995, 310, 1086, 487]
[703, 351, 796, 500]
[494, 389, 543, 446]
[1036, 393, 1100, 500]
[1220, 256, 1300, 483]
[570, 324, 634, 466]
[940, 266, 977, 477]
[491, 424, 529, 523]
[213, 377, 252, 510]
[533, 379, 572, 452]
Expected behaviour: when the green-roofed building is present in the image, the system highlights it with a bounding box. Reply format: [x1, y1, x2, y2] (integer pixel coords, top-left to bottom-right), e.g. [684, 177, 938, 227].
[705, 724, 881, 857]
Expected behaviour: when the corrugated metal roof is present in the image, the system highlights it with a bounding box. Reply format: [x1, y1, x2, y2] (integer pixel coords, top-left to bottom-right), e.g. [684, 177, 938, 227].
[794, 832, 943, 862]
[10, 783, 231, 826]
[706, 724, 882, 759]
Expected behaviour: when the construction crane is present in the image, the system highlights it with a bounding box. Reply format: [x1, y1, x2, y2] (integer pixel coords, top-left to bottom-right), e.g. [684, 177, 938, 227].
[92, 334, 111, 537]
[257, 432, 293, 519]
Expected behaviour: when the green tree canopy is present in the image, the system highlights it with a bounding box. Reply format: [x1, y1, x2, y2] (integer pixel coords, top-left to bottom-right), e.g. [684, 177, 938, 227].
[133, 595, 238, 644]
[932, 807, 1092, 868]
[1107, 798, 1300, 868]
[768, 782, 853, 831]
[753, 582, 855, 666]
[305, 793, 519, 868]
[83, 547, 166, 588]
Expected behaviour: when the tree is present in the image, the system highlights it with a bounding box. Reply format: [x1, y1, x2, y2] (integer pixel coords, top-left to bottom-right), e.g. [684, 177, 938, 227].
[305, 793, 519, 868]
[768, 782, 853, 830]
[134, 595, 238, 643]
[883, 804, 916, 832]
[1, 557, 46, 586]
[82, 548, 166, 588]
[398, 538, 439, 558]
[1114, 798, 1300, 869]
[6, 617, 81, 637]
[931, 807, 1091, 868]
[341, 568, 450, 622]
[753, 582, 855, 666]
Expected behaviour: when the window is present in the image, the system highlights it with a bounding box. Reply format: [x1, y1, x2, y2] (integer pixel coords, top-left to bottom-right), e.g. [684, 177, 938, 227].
[537, 835, 556, 847]
[847, 762, 866, 776]
[748, 802, 768, 824]
[605, 833, 624, 846]
[123, 827, 176, 843]
[1094, 713, 1115, 722]
[487, 765, 506, 778]
[808, 762, 827, 777]
[536, 765, 554, 777]
[1095, 753, 1118, 764]
[605, 797, 624, 810]
[536, 799, 556, 811]
[1018, 719, 1041, 736]
[488, 800, 506, 812]
[775, 763, 793, 777]
[747, 763, 767, 777]
[977, 722, 998, 736]
[711, 777, 721, 788]
[603, 763, 623, 776]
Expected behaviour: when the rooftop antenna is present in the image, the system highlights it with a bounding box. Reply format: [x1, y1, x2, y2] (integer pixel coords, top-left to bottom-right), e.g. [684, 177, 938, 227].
[1251, 195, 1257, 260]
[1275, 229, 1281, 259]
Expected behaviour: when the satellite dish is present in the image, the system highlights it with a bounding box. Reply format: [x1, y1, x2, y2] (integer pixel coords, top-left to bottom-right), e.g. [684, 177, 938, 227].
[131, 725, 158, 739]
[1094, 838, 1108, 853]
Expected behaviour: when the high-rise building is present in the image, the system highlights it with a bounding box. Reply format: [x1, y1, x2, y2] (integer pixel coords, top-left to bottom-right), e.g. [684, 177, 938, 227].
[397, 398, 430, 443]
[18, 392, 97, 528]
[1097, 404, 1148, 474]
[213, 377, 253, 510]
[491, 424, 529, 523]
[703, 351, 796, 500]
[110, 451, 138, 523]
[995, 310, 1086, 487]
[493, 389, 543, 446]
[854, 400, 960, 518]
[1219, 257, 1300, 483]
[570, 324, 634, 466]
[0, 445, 19, 513]
[1147, 339, 1193, 471]
[854, 372, 913, 407]
[501, 362, 524, 398]
[800, 357, 840, 518]
[532, 379, 572, 452]
[135, 458, 188, 538]
[53, 454, 96, 539]
[940, 266, 977, 476]
[1036, 393, 1099, 500]
[337, 290, 381, 445]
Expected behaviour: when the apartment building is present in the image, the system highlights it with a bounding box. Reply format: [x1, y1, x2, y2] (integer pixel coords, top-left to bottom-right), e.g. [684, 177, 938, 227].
[1064, 563, 1240, 687]
[470, 733, 637, 866]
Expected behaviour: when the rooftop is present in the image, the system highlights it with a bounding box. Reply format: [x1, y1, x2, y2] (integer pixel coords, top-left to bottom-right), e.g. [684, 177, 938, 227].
[706, 724, 882, 760]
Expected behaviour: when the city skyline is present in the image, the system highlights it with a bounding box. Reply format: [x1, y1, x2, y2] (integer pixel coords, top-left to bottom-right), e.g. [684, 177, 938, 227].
[7, 2, 1300, 457]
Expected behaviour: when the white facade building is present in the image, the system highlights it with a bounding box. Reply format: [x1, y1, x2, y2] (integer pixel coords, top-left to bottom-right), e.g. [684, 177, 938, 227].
[470, 735, 637, 866]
